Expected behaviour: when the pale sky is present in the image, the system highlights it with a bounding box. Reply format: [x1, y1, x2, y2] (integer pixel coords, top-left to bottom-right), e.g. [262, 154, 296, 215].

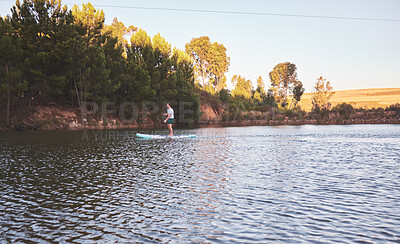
[1, 0, 399, 92]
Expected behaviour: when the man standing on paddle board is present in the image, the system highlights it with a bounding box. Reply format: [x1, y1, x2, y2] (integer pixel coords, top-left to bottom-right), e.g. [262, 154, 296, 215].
[163, 103, 174, 136]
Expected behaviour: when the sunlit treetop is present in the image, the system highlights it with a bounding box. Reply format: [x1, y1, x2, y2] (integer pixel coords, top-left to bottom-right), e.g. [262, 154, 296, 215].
[71, 2, 104, 30]
[130, 28, 152, 48]
[152, 33, 171, 57]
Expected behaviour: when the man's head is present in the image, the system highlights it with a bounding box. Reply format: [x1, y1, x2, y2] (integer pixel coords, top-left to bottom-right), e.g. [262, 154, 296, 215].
[166, 103, 171, 109]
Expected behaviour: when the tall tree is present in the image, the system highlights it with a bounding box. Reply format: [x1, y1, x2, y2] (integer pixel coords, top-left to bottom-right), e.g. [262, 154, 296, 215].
[125, 31, 199, 123]
[153, 33, 171, 58]
[207, 42, 230, 92]
[290, 83, 305, 109]
[169, 48, 199, 123]
[269, 62, 303, 109]
[122, 28, 155, 104]
[312, 76, 335, 111]
[152, 33, 173, 106]
[0, 16, 26, 127]
[10, 0, 75, 105]
[103, 17, 137, 52]
[231, 75, 252, 99]
[185, 36, 229, 92]
[72, 2, 113, 121]
[253, 76, 265, 102]
[131, 28, 152, 51]
[256, 76, 265, 93]
[101, 33, 124, 102]
[185, 36, 210, 88]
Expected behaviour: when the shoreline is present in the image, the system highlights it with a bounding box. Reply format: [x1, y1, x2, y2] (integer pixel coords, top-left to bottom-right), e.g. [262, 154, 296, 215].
[1, 103, 399, 132]
[1, 118, 399, 132]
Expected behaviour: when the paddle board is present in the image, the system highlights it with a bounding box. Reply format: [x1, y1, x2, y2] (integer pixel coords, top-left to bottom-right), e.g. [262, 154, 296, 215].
[136, 133, 196, 139]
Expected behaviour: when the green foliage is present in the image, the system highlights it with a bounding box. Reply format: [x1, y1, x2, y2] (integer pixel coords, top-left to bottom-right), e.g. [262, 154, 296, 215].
[312, 76, 335, 111]
[0, 0, 199, 125]
[0, 16, 27, 126]
[385, 103, 400, 115]
[231, 75, 252, 100]
[217, 88, 230, 103]
[185, 36, 230, 92]
[269, 62, 303, 109]
[124, 28, 199, 123]
[10, 0, 76, 103]
[6, 1, 374, 127]
[103, 17, 137, 52]
[256, 76, 265, 93]
[332, 103, 354, 119]
[291, 82, 305, 108]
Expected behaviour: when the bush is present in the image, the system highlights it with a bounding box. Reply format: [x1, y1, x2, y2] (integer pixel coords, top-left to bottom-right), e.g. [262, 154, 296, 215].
[254, 104, 273, 112]
[332, 103, 354, 119]
[386, 103, 400, 115]
[218, 89, 231, 103]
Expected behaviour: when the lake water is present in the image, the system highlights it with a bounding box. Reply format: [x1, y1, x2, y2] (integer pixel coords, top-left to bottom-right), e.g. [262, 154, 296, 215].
[0, 124, 399, 243]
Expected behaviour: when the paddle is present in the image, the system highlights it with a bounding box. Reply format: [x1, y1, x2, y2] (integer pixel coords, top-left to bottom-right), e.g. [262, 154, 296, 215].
[162, 114, 168, 135]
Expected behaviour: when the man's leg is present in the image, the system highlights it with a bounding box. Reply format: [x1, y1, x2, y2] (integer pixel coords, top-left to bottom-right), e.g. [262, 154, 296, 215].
[167, 124, 173, 136]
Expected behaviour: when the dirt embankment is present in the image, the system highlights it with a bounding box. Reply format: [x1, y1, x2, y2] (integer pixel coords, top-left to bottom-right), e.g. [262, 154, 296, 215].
[1, 105, 160, 131]
[1, 103, 399, 131]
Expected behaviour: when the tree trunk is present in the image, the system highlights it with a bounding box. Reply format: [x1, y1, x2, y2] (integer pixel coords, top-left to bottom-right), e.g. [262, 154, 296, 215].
[5, 63, 10, 127]
[201, 61, 206, 89]
[73, 75, 83, 122]
[288, 98, 293, 110]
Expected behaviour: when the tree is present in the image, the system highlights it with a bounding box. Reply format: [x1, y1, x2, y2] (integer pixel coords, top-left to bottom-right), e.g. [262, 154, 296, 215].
[332, 103, 353, 119]
[0, 16, 26, 127]
[72, 2, 114, 121]
[170, 49, 200, 123]
[172, 47, 191, 65]
[231, 75, 252, 99]
[153, 33, 171, 58]
[11, 0, 76, 105]
[101, 33, 124, 102]
[256, 76, 265, 93]
[290, 82, 305, 109]
[102, 17, 137, 53]
[122, 28, 155, 104]
[125, 31, 199, 123]
[207, 42, 230, 92]
[269, 62, 303, 109]
[185, 36, 210, 88]
[253, 90, 262, 102]
[253, 76, 266, 102]
[311, 76, 335, 111]
[131, 28, 152, 51]
[185, 36, 229, 92]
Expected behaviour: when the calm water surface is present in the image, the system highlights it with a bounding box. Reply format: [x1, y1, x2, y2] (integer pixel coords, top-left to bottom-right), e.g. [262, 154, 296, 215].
[0, 125, 399, 243]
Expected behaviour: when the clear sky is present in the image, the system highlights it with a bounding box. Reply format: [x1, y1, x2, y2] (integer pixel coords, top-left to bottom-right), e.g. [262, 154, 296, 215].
[1, 0, 399, 92]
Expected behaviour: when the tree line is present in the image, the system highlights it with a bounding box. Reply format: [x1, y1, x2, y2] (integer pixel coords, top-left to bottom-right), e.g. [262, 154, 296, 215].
[3, 0, 395, 128]
[0, 0, 200, 127]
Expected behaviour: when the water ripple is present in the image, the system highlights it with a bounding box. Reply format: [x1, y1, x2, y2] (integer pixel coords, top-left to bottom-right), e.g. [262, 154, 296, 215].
[0, 125, 399, 242]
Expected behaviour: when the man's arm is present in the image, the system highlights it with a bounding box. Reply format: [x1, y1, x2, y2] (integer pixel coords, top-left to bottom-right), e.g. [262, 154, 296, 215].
[164, 113, 171, 123]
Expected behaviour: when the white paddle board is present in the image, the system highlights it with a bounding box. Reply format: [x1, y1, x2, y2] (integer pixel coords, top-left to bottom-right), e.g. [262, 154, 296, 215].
[136, 133, 196, 139]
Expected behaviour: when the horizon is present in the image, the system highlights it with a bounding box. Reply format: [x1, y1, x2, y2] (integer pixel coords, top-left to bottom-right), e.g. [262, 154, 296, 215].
[300, 86, 400, 94]
[1, 0, 399, 93]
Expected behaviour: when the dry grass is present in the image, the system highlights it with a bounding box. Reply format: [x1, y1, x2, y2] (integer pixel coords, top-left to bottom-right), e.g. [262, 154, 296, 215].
[297, 88, 400, 111]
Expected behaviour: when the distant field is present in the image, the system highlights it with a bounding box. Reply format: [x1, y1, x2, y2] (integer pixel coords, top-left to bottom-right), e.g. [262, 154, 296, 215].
[297, 88, 400, 111]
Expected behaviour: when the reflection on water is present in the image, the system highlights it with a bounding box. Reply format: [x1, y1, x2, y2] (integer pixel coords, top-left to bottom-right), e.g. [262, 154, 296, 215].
[0, 125, 399, 242]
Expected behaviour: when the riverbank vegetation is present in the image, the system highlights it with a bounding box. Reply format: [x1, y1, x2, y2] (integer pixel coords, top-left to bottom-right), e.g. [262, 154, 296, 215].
[1, 0, 399, 131]
[0, 0, 199, 129]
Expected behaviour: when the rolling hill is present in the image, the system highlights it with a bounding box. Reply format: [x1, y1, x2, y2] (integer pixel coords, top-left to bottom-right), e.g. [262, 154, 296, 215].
[297, 88, 400, 111]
